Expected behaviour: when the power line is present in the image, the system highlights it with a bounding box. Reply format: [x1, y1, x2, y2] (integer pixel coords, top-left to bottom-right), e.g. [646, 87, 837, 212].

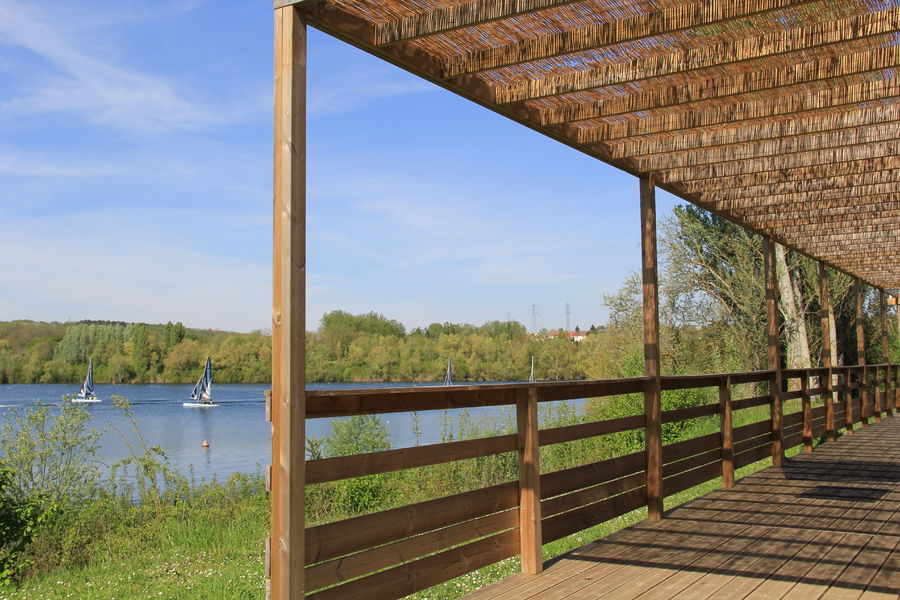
[529, 303, 539, 333]
[565, 303, 571, 332]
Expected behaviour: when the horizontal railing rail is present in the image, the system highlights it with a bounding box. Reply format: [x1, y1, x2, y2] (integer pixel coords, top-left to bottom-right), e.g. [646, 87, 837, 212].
[296, 364, 899, 600]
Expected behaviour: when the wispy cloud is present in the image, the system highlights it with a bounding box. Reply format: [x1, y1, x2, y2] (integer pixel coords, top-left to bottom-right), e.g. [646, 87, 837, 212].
[0, 143, 124, 177]
[0, 0, 249, 133]
[0, 209, 269, 331]
[309, 69, 435, 116]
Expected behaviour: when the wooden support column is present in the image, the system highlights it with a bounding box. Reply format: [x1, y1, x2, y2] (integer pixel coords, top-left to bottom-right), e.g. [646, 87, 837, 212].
[818, 263, 835, 442]
[763, 238, 784, 467]
[880, 289, 889, 418]
[272, 6, 306, 600]
[801, 372, 812, 453]
[517, 387, 542, 574]
[640, 175, 663, 521]
[844, 366, 854, 433]
[856, 279, 869, 427]
[719, 376, 734, 488]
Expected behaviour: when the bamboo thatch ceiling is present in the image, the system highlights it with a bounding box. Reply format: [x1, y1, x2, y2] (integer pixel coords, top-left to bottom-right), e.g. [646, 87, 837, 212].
[280, 0, 900, 288]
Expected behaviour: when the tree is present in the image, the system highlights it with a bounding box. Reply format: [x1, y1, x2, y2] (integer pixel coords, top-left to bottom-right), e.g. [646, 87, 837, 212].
[130, 324, 151, 379]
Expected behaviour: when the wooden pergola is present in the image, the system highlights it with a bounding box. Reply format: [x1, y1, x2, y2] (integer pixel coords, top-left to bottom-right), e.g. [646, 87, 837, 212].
[269, 0, 899, 598]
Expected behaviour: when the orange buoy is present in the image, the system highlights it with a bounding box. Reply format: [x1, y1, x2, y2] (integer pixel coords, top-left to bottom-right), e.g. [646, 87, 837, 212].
[201, 440, 210, 448]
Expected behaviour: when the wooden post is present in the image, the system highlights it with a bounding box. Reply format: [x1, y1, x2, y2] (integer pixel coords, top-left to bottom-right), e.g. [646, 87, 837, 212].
[845, 366, 854, 433]
[801, 372, 812, 453]
[719, 376, 734, 488]
[818, 263, 835, 442]
[517, 387, 542, 574]
[272, 6, 306, 600]
[763, 238, 784, 467]
[856, 279, 869, 427]
[640, 175, 663, 521]
[879, 289, 888, 419]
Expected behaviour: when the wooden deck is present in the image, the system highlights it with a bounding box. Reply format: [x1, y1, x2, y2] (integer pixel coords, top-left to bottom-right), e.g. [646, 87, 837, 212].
[465, 416, 900, 600]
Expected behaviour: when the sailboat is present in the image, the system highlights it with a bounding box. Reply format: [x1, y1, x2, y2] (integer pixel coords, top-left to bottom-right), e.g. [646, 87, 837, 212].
[72, 358, 101, 403]
[443, 358, 453, 386]
[183, 356, 216, 407]
[529, 355, 536, 383]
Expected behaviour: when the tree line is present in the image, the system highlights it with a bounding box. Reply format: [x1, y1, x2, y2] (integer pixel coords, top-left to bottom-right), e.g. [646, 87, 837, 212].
[1, 204, 895, 386]
[0, 321, 271, 384]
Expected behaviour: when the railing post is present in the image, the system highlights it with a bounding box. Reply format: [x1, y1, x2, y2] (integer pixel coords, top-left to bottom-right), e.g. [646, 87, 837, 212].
[875, 366, 883, 422]
[876, 288, 891, 420]
[801, 372, 812, 453]
[845, 367, 854, 433]
[640, 174, 663, 521]
[763, 238, 784, 467]
[719, 376, 734, 488]
[819, 263, 835, 442]
[856, 279, 869, 428]
[272, 6, 306, 600]
[517, 386, 542, 575]
[894, 364, 899, 414]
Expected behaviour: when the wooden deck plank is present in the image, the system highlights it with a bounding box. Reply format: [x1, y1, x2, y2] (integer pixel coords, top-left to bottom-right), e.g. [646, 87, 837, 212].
[458, 416, 899, 600]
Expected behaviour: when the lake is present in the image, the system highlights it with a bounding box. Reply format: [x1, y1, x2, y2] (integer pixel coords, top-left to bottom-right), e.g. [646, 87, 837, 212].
[0, 383, 579, 483]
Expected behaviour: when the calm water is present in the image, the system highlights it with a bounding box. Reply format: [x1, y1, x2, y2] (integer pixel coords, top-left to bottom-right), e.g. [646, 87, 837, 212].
[0, 383, 571, 482]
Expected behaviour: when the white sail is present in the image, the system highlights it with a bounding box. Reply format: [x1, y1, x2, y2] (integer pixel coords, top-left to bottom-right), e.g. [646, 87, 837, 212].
[73, 359, 99, 403]
[443, 358, 453, 386]
[189, 356, 213, 404]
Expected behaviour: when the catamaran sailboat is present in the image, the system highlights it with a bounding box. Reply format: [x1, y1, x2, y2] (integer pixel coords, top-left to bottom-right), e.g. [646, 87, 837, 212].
[443, 358, 453, 386]
[72, 359, 101, 403]
[184, 356, 216, 407]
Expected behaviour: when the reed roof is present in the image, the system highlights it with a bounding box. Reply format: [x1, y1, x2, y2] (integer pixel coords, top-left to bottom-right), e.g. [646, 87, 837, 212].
[281, 0, 900, 287]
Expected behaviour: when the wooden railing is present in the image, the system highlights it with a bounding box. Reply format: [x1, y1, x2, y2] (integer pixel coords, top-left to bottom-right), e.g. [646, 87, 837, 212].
[290, 364, 899, 600]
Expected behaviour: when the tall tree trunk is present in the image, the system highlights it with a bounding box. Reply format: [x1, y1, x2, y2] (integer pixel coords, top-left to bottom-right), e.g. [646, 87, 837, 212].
[775, 244, 811, 389]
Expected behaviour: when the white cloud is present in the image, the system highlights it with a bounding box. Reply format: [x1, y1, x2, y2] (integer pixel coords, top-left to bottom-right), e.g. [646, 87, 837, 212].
[309, 70, 435, 116]
[0, 0, 249, 133]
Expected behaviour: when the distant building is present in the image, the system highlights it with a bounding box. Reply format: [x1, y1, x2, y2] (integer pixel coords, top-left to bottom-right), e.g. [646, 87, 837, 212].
[544, 329, 588, 342]
[568, 331, 588, 342]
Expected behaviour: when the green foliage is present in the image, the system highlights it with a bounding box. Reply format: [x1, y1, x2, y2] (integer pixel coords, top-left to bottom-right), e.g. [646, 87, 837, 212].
[0, 320, 270, 384]
[0, 402, 101, 503]
[0, 401, 103, 585]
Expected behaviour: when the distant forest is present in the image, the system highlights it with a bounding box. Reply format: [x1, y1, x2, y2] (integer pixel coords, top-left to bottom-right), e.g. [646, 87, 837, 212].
[0, 320, 271, 384]
[0, 315, 599, 384]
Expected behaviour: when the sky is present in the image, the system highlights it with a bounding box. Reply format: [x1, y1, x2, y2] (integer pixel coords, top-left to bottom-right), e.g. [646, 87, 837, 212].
[0, 0, 683, 334]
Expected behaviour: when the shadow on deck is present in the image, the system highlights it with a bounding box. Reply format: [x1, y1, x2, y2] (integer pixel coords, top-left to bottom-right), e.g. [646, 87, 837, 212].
[465, 416, 899, 600]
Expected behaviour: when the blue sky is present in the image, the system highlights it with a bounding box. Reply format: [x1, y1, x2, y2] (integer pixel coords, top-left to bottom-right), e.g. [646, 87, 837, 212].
[0, 0, 681, 333]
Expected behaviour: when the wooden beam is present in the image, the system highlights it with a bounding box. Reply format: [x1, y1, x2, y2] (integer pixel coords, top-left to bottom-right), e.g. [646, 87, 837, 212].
[576, 78, 899, 143]
[638, 121, 899, 173]
[641, 174, 663, 521]
[387, 0, 816, 51]
[725, 194, 900, 222]
[883, 290, 895, 418]
[705, 176, 900, 204]
[517, 387, 542, 574]
[719, 376, 734, 487]
[456, 4, 895, 90]
[656, 140, 898, 184]
[857, 278, 869, 427]
[819, 263, 835, 443]
[763, 238, 784, 467]
[748, 210, 900, 232]
[272, 6, 306, 600]
[878, 289, 887, 420]
[678, 155, 895, 193]
[604, 102, 900, 159]
[542, 45, 900, 126]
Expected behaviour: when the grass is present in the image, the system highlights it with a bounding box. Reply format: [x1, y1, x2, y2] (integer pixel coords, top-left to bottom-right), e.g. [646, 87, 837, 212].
[0, 478, 269, 600]
[2, 393, 832, 600]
